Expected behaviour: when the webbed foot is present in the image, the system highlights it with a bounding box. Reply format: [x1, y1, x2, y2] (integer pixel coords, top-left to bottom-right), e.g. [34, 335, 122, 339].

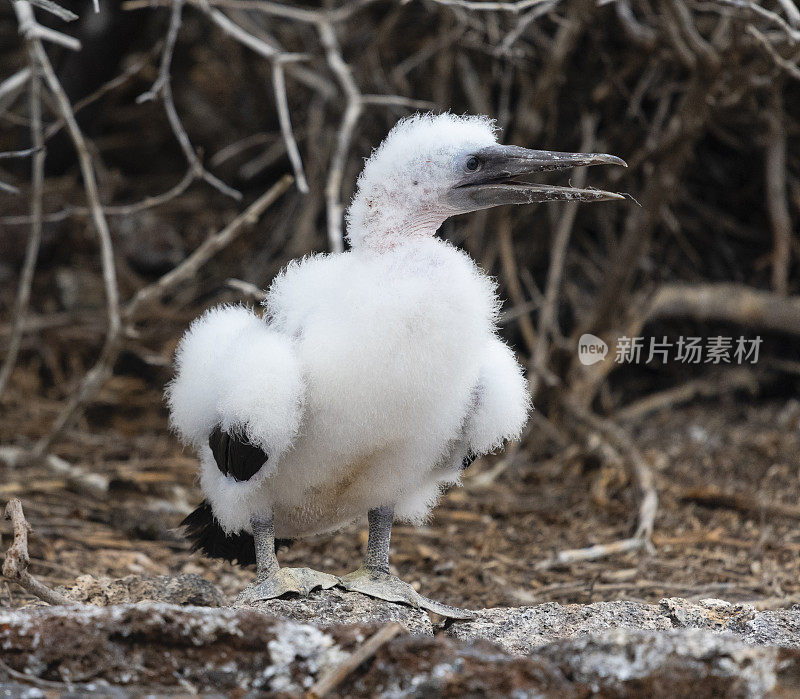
[235, 567, 338, 605]
[338, 567, 475, 619]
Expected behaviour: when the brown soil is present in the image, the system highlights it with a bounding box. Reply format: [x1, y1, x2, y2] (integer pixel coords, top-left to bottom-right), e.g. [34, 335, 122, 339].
[2, 384, 798, 611]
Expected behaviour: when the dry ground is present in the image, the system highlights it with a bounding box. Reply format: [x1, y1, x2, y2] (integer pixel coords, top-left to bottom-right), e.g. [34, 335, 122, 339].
[2, 384, 799, 611]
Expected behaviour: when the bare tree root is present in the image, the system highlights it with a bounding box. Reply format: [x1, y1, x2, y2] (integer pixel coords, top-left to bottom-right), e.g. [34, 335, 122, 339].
[2, 498, 73, 605]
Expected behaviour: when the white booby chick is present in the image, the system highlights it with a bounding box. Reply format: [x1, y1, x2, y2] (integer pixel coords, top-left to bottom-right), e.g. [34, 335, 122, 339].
[168, 113, 625, 617]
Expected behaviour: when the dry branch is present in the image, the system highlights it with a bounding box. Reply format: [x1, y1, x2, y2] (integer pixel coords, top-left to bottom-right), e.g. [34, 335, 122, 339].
[681, 486, 800, 521]
[5, 1, 121, 462]
[765, 93, 792, 295]
[427, 0, 556, 12]
[0, 145, 40, 159]
[271, 60, 309, 193]
[535, 537, 646, 571]
[318, 19, 362, 254]
[43, 46, 157, 141]
[34, 176, 291, 455]
[2, 499, 73, 605]
[569, 282, 800, 414]
[0, 43, 44, 398]
[497, 213, 538, 356]
[719, 0, 800, 41]
[201, 5, 310, 192]
[582, 70, 719, 340]
[12, 0, 80, 50]
[0, 169, 195, 226]
[28, 38, 122, 455]
[122, 0, 443, 252]
[645, 283, 800, 335]
[533, 392, 659, 570]
[0, 67, 30, 105]
[615, 368, 759, 423]
[125, 175, 293, 319]
[226, 277, 267, 301]
[747, 24, 800, 80]
[138, 0, 242, 200]
[307, 623, 403, 698]
[26, 0, 78, 21]
[529, 116, 595, 400]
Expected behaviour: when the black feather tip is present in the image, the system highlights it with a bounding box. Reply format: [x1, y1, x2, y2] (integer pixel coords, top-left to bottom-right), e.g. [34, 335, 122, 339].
[182, 501, 293, 566]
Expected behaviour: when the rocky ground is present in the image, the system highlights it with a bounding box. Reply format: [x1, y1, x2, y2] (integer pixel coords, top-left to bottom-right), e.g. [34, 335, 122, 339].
[1, 583, 799, 696]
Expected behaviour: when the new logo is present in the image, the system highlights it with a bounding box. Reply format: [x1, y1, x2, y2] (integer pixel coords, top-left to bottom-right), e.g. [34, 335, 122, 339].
[578, 334, 608, 366]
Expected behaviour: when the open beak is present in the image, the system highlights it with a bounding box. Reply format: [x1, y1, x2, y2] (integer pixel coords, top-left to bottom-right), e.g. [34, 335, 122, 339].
[447, 144, 627, 213]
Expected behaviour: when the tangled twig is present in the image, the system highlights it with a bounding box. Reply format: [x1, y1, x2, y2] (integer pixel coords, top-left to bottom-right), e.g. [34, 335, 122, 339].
[137, 0, 243, 200]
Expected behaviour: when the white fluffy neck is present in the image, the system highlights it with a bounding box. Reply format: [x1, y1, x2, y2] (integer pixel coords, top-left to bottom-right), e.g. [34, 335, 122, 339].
[346, 193, 448, 251]
[361, 212, 446, 251]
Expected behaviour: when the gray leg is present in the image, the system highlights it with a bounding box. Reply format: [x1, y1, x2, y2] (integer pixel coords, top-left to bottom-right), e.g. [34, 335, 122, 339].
[364, 505, 393, 573]
[338, 505, 475, 620]
[252, 513, 280, 581]
[234, 512, 338, 606]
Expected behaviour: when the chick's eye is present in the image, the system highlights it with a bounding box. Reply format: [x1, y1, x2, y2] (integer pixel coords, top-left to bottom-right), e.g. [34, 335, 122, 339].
[464, 156, 481, 172]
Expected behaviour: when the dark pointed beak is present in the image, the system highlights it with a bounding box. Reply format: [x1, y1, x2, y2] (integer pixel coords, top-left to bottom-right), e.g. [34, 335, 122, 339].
[447, 144, 627, 212]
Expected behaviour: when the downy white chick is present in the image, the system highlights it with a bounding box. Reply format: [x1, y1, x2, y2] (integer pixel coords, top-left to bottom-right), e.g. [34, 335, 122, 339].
[168, 113, 625, 616]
